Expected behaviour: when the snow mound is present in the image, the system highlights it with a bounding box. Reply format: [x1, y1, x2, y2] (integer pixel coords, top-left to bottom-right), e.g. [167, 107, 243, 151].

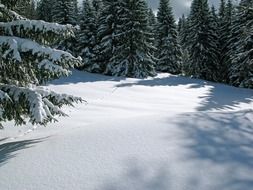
[0, 70, 253, 190]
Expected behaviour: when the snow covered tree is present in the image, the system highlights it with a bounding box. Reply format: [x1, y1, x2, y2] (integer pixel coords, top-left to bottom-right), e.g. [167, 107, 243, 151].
[0, 2, 82, 128]
[147, 8, 157, 50]
[218, 0, 234, 82]
[104, 0, 156, 78]
[227, 1, 253, 88]
[51, 0, 79, 59]
[178, 14, 190, 74]
[15, 0, 37, 19]
[92, 0, 103, 14]
[52, 0, 78, 25]
[77, 0, 97, 72]
[90, 0, 124, 73]
[155, 0, 181, 74]
[37, 0, 55, 22]
[186, 0, 219, 81]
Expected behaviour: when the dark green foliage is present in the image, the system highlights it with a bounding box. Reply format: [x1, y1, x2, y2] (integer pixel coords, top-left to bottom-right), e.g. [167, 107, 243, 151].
[37, 0, 55, 22]
[77, 0, 97, 72]
[52, 0, 77, 25]
[155, 0, 182, 74]
[104, 0, 156, 78]
[227, 2, 253, 88]
[185, 0, 219, 81]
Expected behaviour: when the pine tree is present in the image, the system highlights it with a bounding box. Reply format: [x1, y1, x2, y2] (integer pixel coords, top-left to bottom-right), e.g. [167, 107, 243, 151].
[52, 0, 78, 25]
[219, 0, 226, 18]
[15, 0, 37, 19]
[186, 0, 219, 81]
[104, 0, 156, 78]
[90, 0, 124, 74]
[147, 8, 157, 50]
[77, 0, 97, 72]
[178, 14, 190, 74]
[227, 1, 253, 88]
[0, 1, 82, 128]
[218, 0, 234, 82]
[37, 0, 55, 22]
[92, 0, 103, 14]
[155, 0, 181, 74]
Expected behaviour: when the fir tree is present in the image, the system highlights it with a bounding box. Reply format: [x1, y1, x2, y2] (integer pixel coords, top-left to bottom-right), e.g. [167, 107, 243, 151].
[155, 0, 181, 74]
[15, 0, 37, 19]
[0, 1, 82, 128]
[178, 14, 190, 74]
[219, 0, 226, 18]
[91, 0, 124, 73]
[92, 0, 103, 14]
[37, 0, 55, 22]
[227, 1, 253, 88]
[52, 0, 78, 25]
[186, 0, 219, 81]
[218, 0, 234, 82]
[77, 0, 97, 72]
[147, 8, 157, 50]
[105, 0, 156, 78]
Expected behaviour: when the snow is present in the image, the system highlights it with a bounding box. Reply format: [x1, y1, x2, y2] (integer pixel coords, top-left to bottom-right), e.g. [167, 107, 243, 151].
[0, 20, 74, 37]
[0, 36, 81, 73]
[0, 70, 253, 190]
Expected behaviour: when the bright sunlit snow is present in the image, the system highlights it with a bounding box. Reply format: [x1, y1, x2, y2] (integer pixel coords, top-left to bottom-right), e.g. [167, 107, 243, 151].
[0, 70, 253, 190]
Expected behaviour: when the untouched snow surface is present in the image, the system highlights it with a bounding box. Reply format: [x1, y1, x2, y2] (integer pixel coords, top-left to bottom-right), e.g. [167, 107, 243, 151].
[0, 70, 253, 190]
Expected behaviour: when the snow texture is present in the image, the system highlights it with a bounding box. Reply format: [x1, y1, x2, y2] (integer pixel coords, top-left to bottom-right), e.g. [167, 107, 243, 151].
[0, 84, 81, 124]
[0, 70, 253, 190]
[0, 20, 74, 37]
[0, 36, 81, 75]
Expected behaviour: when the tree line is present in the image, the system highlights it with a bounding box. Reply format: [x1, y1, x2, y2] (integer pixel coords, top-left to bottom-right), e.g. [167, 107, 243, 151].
[17, 0, 253, 88]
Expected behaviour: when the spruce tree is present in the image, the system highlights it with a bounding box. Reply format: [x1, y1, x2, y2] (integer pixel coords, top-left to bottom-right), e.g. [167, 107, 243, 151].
[91, 0, 124, 74]
[77, 0, 97, 72]
[105, 0, 156, 78]
[0, 1, 82, 127]
[37, 0, 55, 22]
[178, 14, 190, 74]
[147, 8, 157, 50]
[155, 0, 181, 74]
[186, 0, 219, 81]
[92, 0, 103, 14]
[52, 0, 78, 25]
[228, 1, 253, 88]
[218, 0, 234, 82]
[15, 0, 37, 19]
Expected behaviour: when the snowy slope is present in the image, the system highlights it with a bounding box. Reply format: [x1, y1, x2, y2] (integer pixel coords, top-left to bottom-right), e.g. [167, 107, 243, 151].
[0, 70, 253, 190]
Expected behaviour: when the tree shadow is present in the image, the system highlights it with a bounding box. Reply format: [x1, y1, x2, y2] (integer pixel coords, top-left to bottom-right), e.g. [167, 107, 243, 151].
[196, 84, 253, 111]
[0, 138, 46, 167]
[115, 74, 253, 111]
[51, 70, 124, 85]
[98, 159, 172, 190]
[170, 110, 253, 189]
[116, 75, 207, 88]
[177, 110, 253, 166]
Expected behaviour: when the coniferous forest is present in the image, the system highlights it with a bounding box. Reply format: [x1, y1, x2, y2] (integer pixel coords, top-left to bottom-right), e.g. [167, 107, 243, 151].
[35, 0, 253, 89]
[1, 1, 253, 189]
[0, 0, 252, 127]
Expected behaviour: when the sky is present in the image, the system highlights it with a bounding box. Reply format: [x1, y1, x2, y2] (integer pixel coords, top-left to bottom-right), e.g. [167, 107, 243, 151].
[78, 0, 225, 19]
[147, 0, 221, 18]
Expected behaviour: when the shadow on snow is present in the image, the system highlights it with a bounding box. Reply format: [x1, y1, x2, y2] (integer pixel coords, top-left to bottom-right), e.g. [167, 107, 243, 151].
[51, 70, 124, 85]
[0, 138, 46, 167]
[116, 75, 253, 112]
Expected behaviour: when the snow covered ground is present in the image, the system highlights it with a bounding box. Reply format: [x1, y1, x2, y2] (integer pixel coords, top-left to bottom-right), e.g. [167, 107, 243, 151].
[0, 70, 253, 190]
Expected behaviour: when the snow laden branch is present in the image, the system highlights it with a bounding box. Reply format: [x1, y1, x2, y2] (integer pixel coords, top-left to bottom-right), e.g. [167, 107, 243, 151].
[0, 84, 83, 127]
[0, 20, 76, 45]
[0, 3, 25, 22]
[0, 36, 82, 84]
